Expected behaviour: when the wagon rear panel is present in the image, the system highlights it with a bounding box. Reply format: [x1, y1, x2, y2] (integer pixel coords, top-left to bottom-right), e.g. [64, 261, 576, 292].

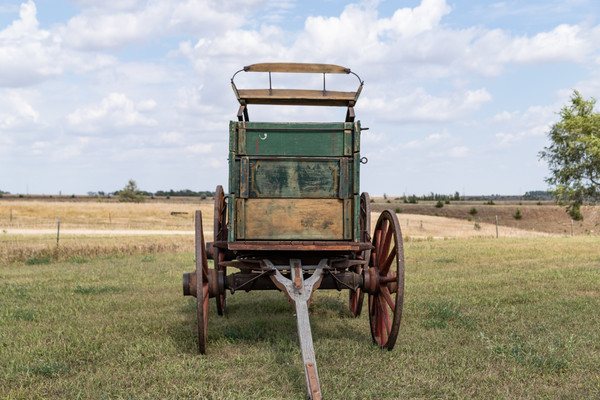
[228, 121, 361, 243]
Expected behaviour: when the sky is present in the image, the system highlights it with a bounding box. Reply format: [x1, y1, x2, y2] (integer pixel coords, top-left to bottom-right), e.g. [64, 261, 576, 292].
[1, 0, 599, 196]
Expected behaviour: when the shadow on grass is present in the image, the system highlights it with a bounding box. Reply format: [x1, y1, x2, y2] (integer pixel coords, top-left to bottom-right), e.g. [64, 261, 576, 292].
[168, 290, 366, 354]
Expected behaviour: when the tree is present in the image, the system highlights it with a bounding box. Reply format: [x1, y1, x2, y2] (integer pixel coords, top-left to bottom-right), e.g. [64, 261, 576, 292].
[118, 179, 146, 203]
[539, 91, 600, 220]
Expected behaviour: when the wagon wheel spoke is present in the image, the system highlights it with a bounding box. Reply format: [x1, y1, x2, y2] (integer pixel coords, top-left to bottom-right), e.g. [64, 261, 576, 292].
[349, 193, 370, 317]
[213, 185, 227, 316]
[195, 210, 209, 354]
[379, 245, 396, 276]
[379, 220, 392, 262]
[381, 286, 395, 310]
[367, 209, 405, 350]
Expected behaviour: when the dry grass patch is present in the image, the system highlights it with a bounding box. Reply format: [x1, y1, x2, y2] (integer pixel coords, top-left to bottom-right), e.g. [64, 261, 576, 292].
[0, 200, 212, 230]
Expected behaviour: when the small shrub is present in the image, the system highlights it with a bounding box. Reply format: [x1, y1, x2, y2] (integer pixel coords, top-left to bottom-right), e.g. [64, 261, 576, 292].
[469, 207, 478, 215]
[536, 201, 542, 206]
[386, 200, 391, 203]
[370, 199, 374, 203]
[467, 217, 472, 222]
[435, 200, 444, 208]
[569, 204, 583, 221]
[395, 207, 402, 213]
[485, 200, 495, 205]
[444, 199, 450, 204]
[474, 223, 481, 230]
[26, 255, 52, 265]
[514, 209, 522, 220]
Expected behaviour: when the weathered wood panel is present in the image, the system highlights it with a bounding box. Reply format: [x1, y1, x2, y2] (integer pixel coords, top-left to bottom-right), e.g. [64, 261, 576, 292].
[247, 159, 341, 198]
[236, 199, 345, 240]
[244, 63, 350, 74]
[236, 89, 358, 107]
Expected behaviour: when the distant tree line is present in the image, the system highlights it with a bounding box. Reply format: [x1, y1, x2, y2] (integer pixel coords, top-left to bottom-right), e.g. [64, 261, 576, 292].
[154, 189, 214, 198]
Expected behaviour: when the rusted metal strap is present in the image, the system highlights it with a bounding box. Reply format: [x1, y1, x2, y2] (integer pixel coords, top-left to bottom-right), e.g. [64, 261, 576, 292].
[305, 363, 322, 400]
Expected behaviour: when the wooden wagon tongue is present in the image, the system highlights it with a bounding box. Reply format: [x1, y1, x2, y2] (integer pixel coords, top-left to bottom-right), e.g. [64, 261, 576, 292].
[265, 258, 328, 400]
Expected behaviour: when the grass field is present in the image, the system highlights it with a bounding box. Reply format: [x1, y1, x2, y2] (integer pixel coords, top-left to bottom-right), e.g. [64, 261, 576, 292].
[1, 236, 599, 399]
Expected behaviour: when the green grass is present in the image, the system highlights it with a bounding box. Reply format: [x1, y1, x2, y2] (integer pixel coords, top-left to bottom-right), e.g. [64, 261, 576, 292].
[1, 237, 599, 399]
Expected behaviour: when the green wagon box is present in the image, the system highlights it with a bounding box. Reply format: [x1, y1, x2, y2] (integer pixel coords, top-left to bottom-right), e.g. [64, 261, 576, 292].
[228, 121, 361, 242]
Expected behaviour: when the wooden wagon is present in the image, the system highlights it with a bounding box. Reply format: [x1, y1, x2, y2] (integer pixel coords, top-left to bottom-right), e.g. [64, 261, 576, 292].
[183, 63, 405, 399]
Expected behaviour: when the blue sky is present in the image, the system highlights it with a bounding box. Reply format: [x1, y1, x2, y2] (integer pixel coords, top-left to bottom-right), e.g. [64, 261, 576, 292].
[1, 0, 599, 196]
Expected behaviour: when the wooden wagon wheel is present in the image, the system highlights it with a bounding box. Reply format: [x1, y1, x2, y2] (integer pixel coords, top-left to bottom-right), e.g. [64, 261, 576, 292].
[366, 210, 405, 350]
[213, 185, 227, 316]
[349, 192, 370, 316]
[195, 210, 210, 354]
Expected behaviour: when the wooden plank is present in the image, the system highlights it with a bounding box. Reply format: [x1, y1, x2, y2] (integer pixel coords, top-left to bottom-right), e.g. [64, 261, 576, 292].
[353, 152, 360, 195]
[241, 198, 344, 240]
[353, 194, 360, 242]
[228, 195, 236, 243]
[343, 126, 352, 156]
[240, 157, 249, 198]
[229, 121, 236, 152]
[235, 198, 245, 239]
[236, 89, 357, 107]
[339, 158, 348, 199]
[343, 199, 352, 240]
[354, 121, 361, 152]
[227, 241, 364, 251]
[237, 122, 246, 154]
[244, 63, 350, 74]
[244, 122, 346, 130]
[228, 151, 236, 196]
[248, 159, 340, 198]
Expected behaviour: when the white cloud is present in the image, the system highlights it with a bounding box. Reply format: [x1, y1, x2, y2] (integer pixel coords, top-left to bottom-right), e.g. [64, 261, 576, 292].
[0, 1, 62, 86]
[491, 105, 555, 148]
[0, 90, 40, 129]
[360, 87, 492, 123]
[67, 93, 157, 133]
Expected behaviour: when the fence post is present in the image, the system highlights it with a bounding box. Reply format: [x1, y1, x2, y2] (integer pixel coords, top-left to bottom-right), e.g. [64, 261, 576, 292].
[57, 216, 61, 249]
[495, 215, 498, 238]
[571, 219, 574, 237]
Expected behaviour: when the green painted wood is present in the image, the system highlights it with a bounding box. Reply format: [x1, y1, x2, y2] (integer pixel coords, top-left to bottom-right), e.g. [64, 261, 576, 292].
[228, 151, 237, 195]
[339, 158, 348, 198]
[248, 159, 340, 198]
[353, 152, 360, 195]
[228, 194, 236, 242]
[228, 120, 362, 243]
[353, 194, 360, 242]
[229, 121, 236, 152]
[354, 121, 361, 152]
[240, 157, 249, 198]
[238, 123, 246, 154]
[232, 122, 360, 156]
